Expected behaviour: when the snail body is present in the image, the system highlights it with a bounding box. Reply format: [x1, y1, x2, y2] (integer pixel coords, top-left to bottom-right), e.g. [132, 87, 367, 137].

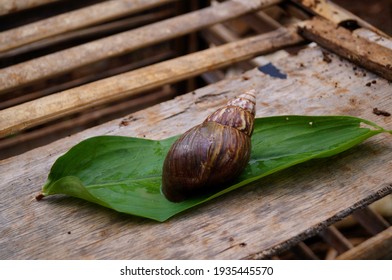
[162, 89, 256, 202]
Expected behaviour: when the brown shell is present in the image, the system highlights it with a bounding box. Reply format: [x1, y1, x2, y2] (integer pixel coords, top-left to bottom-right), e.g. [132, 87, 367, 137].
[162, 89, 256, 202]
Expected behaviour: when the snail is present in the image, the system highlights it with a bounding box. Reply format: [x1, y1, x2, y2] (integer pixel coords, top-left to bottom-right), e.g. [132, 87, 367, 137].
[162, 89, 256, 202]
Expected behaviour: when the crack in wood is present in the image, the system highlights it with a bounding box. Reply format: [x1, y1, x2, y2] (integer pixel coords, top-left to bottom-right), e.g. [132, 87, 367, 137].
[194, 91, 230, 104]
[217, 242, 247, 255]
[162, 106, 192, 121]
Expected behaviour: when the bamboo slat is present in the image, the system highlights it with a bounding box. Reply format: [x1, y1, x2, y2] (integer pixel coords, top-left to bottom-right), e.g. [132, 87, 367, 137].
[354, 28, 392, 50]
[206, 19, 291, 71]
[254, 10, 283, 29]
[0, 10, 173, 61]
[0, 0, 57, 16]
[202, 24, 256, 71]
[298, 17, 392, 81]
[0, 86, 175, 160]
[336, 227, 392, 260]
[319, 226, 353, 254]
[0, 0, 177, 53]
[0, 25, 302, 137]
[351, 207, 390, 235]
[0, 49, 175, 109]
[290, 0, 387, 36]
[0, 0, 281, 94]
[291, 242, 319, 260]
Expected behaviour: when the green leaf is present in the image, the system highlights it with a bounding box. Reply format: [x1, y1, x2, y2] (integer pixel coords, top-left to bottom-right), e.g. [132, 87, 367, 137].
[41, 116, 389, 221]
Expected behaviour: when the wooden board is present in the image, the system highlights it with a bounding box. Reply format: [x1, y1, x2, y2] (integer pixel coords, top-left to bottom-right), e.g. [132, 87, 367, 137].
[0, 0, 280, 94]
[298, 17, 392, 81]
[0, 0, 57, 16]
[0, 26, 302, 137]
[0, 0, 176, 52]
[1, 46, 391, 259]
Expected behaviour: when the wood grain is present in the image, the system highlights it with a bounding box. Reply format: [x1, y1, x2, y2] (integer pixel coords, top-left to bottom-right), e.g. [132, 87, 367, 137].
[0, 26, 302, 137]
[0, 9, 173, 60]
[0, 0, 281, 94]
[291, 0, 387, 36]
[0, 0, 57, 16]
[0, 0, 177, 52]
[298, 17, 392, 81]
[1, 46, 391, 259]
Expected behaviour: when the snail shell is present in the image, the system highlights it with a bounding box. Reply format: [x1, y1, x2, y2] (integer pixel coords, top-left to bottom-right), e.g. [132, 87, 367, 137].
[162, 89, 256, 202]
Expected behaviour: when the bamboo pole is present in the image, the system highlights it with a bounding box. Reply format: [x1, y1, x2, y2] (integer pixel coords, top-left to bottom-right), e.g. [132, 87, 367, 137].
[0, 87, 175, 160]
[0, 8, 174, 60]
[0, 0, 57, 16]
[319, 226, 353, 254]
[0, 50, 175, 109]
[336, 227, 392, 260]
[0, 0, 177, 52]
[0, 26, 303, 137]
[0, 0, 281, 95]
[202, 24, 256, 71]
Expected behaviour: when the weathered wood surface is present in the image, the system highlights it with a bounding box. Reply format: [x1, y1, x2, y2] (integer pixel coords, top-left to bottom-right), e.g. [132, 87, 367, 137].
[354, 28, 392, 50]
[298, 17, 392, 81]
[291, 0, 388, 36]
[0, 0, 57, 16]
[0, 0, 177, 52]
[0, 26, 302, 137]
[1, 47, 391, 259]
[0, 0, 280, 94]
[0, 9, 174, 60]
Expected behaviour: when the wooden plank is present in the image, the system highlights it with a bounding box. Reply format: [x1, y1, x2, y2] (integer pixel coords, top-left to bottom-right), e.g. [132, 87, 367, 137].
[0, 0, 281, 94]
[0, 0, 177, 52]
[0, 26, 302, 137]
[202, 24, 256, 70]
[0, 0, 57, 16]
[1, 46, 392, 259]
[290, 0, 388, 36]
[336, 227, 392, 260]
[0, 49, 175, 109]
[297, 17, 392, 81]
[0, 86, 175, 160]
[0, 8, 174, 61]
[354, 28, 392, 50]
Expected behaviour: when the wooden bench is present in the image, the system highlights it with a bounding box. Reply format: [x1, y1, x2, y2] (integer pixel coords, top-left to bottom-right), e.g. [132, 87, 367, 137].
[1, 0, 391, 259]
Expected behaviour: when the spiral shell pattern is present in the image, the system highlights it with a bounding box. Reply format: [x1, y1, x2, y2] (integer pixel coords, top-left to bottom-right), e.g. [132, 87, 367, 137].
[205, 89, 255, 136]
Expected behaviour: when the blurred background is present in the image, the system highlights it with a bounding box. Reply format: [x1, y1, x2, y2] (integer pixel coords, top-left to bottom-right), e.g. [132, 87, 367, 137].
[335, 0, 391, 35]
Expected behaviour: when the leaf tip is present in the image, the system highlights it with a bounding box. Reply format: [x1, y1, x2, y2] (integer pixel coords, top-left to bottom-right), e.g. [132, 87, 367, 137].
[359, 121, 385, 132]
